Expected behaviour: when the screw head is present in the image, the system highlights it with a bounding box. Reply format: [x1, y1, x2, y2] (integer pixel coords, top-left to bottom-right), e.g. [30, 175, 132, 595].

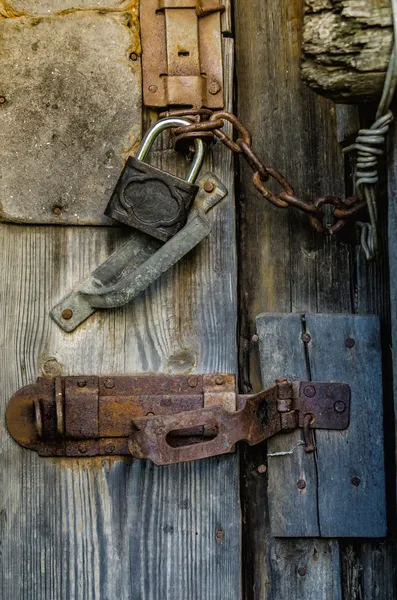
[251, 334, 259, 343]
[146, 412, 155, 417]
[352, 476, 361, 487]
[302, 333, 311, 344]
[257, 464, 267, 474]
[215, 376, 224, 386]
[208, 80, 221, 95]
[188, 375, 198, 388]
[345, 338, 355, 349]
[297, 479, 306, 490]
[52, 204, 62, 216]
[62, 308, 73, 320]
[298, 567, 307, 577]
[0, 97, 6, 104]
[334, 401, 346, 413]
[77, 379, 87, 388]
[78, 445, 87, 454]
[304, 385, 316, 398]
[130, 52, 138, 61]
[104, 378, 115, 389]
[104, 443, 115, 455]
[204, 181, 215, 193]
[148, 85, 158, 93]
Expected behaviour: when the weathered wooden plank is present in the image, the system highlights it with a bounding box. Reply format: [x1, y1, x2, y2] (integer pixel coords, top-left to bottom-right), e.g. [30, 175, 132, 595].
[235, 0, 350, 596]
[256, 313, 319, 537]
[306, 314, 386, 537]
[0, 32, 240, 600]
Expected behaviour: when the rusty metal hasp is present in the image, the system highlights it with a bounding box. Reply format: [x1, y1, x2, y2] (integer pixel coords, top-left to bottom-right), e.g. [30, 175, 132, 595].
[140, 0, 224, 109]
[6, 375, 350, 465]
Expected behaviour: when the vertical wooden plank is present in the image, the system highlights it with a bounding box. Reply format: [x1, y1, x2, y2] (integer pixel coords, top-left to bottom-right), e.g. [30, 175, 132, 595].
[306, 314, 386, 537]
[0, 27, 240, 600]
[256, 313, 319, 537]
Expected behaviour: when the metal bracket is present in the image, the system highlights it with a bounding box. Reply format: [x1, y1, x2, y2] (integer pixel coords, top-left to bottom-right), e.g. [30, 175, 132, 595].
[6, 375, 350, 465]
[141, 0, 224, 109]
[50, 173, 227, 332]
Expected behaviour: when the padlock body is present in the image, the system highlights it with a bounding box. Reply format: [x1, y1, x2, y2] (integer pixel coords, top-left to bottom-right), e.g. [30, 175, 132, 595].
[105, 157, 199, 241]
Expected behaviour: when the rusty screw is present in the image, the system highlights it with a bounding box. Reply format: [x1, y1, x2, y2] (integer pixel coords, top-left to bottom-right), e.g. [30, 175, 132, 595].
[130, 52, 138, 61]
[77, 379, 86, 388]
[215, 529, 224, 543]
[302, 333, 311, 344]
[0, 97, 6, 104]
[345, 338, 355, 349]
[149, 85, 158, 93]
[257, 464, 267, 474]
[304, 385, 316, 398]
[215, 376, 224, 386]
[52, 205, 62, 216]
[209, 80, 221, 95]
[62, 308, 73, 320]
[297, 479, 306, 490]
[78, 445, 87, 454]
[334, 401, 346, 413]
[298, 567, 307, 577]
[104, 378, 115, 389]
[352, 476, 361, 487]
[204, 181, 215, 193]
[188, 375, 198, 388]
[104, 443, 115, 455]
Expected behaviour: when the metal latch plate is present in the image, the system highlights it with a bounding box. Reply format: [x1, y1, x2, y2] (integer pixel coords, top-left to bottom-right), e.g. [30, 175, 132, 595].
[141, 0, 224, 109]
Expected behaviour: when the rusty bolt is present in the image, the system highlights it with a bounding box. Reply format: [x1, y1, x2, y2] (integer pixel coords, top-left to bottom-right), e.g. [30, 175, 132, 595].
[188, 375, 198, 388]
[78, 445, 87, 454]
[297, 479, 306, 490]
[104, 443, 115, 455]
[204, 181, 215, 193]
[130, 52, 138, 61]
[149, 85, 158, 93]
[334, 401, 346, 413]
[302, 333, 311, 344]
[215, 529, 224, 543]
[298, 567, 307, 577]
[62, 308, 73, 320]
[52, 205, 62, 216]
[0, 97, 6, 104]
[304, 385, 316, 398]
[252, 334, 259, 343]
[77, 379, 86, 388]
[257, 464, 267, 474]
[215, 376, 224, 386]
[352, 476, 361, 487]
[345, 338, 355, 349]
[104, 378, 115, 389]
[209, 80, 221, 95]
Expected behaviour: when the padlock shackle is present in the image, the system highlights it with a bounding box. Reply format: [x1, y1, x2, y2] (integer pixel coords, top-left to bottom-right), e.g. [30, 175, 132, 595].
[136, 118, 205, 184]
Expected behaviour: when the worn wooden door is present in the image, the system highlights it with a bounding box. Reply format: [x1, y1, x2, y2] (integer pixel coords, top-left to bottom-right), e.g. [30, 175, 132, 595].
[0, 2, 241, 599]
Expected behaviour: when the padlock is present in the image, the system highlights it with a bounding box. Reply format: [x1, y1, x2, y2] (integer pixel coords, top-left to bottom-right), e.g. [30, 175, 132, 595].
[105, 118, 205, 242]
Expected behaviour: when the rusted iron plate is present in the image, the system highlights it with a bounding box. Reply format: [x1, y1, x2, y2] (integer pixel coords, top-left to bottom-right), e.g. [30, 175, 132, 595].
[294, 381, 351, 430]
[64, 377, 99, 439]
[140, 0, 224, 109]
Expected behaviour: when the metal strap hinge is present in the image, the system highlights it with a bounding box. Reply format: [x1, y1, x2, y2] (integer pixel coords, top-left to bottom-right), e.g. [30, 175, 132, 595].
[141, 0, 225, 109]
[6, 375, 350, 465]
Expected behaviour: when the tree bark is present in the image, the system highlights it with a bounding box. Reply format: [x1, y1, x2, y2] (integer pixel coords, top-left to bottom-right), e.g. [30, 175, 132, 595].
[302, 0, 393, 103]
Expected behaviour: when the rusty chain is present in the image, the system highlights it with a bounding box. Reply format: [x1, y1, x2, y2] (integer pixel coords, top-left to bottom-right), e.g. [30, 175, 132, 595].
[161, 108, 367, 236]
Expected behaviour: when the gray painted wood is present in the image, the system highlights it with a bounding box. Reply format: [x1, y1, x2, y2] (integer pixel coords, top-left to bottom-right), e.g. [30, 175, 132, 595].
[256, 313, 319, 537]
[0, 18, 240, 600]
[307, 314, 386, 538]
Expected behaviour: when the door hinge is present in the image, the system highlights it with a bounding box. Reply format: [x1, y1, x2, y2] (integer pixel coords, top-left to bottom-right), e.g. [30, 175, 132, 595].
[140, 0, 225, 109]
[6, 375, 350, 465]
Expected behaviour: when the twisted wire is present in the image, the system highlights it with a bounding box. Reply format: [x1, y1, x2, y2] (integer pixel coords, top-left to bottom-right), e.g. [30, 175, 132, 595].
[344, 0, 397, 260]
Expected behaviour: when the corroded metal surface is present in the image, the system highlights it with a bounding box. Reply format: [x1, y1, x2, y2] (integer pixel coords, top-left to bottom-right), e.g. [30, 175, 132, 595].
[140, 0, 224, 109]
[6, 376, 350, 464]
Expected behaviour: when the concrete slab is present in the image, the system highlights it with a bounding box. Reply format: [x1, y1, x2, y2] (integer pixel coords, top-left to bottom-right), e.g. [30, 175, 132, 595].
[0, 9, 142, 225]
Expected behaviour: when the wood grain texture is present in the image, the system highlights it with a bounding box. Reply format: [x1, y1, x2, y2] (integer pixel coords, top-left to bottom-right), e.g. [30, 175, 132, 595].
[256, 313, 319, 538]
[235, 0, 395, 598]
[0, 35, 240, 600]
[306, 314, 386, 537]
[302, 0, 393, 102]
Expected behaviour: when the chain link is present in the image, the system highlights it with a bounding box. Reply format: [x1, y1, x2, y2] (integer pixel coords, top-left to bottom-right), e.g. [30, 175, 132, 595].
[162, 108, 367, 235]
